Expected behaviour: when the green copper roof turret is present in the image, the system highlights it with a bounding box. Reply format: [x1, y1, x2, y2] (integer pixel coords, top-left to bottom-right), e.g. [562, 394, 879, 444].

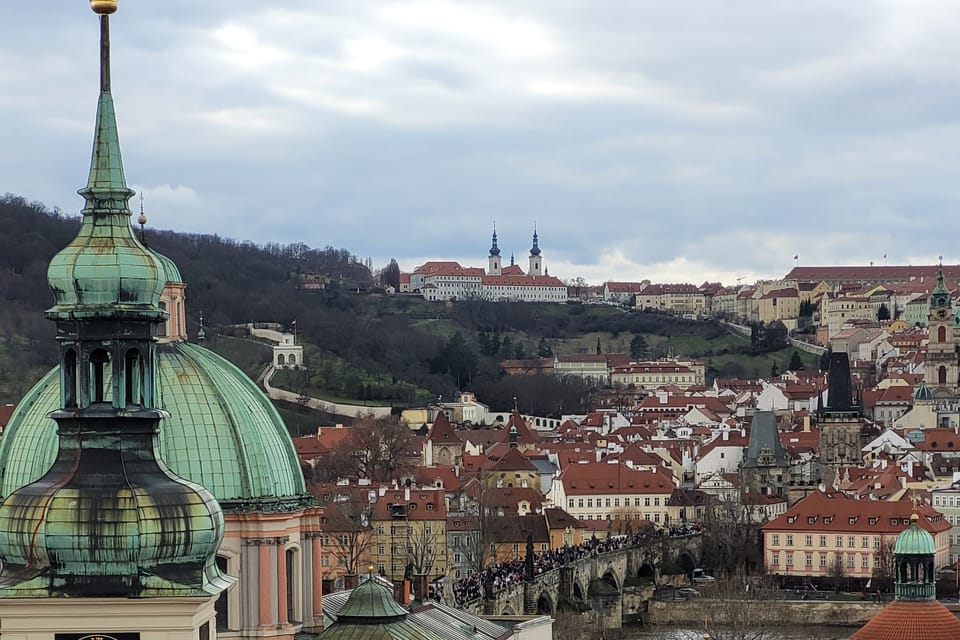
[0, 3, 230, 600]
[893, 513, 937, 602]
[46, 11, 164, 321]
[930, 269, 952, 311]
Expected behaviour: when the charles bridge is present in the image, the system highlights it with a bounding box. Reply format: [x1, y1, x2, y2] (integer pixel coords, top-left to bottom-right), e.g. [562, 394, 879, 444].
[458, 532, 704, 630]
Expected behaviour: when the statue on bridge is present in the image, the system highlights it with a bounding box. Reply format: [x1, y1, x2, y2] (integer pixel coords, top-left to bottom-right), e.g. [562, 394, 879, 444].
[524, 533, 534, 581]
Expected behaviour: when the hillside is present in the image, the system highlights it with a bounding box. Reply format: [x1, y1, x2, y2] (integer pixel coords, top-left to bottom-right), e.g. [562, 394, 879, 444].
[0, 194, 818, 416]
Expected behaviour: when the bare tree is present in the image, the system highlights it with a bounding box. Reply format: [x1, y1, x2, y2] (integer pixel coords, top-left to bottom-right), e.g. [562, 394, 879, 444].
[332, 414, 417, 482]
[404, 521, 446, 577]
[827, 553, 847, 593]
[688, 576, 819, 640]
[700, 499, 764, 576]
[460, 471, 501, 573]
[324, 500, 374, 578]
[871, 538, 895, 596]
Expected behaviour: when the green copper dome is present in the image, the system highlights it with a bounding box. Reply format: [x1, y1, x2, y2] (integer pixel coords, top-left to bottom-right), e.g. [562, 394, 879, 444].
[0, 342, 309, 512]
[151, 248, 183, 285]
[894, 516, 935, 556]
[336, 577, 410, 621]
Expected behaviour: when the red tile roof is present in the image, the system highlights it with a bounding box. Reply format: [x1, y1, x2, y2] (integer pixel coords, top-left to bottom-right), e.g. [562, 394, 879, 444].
[427, 412, 461, 445]
[371, 489, 447, 521]
[561, 462, 675, 495]
[852, 599, 960, 640]
[786, 265, 960, 283]
[605, 281, 646, 293]
[0, 404, 14, 431]
[762, 490, 949, 536]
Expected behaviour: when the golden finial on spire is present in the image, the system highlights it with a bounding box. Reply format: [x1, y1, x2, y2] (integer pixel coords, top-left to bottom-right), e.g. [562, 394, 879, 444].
[90, 0, 118, 15]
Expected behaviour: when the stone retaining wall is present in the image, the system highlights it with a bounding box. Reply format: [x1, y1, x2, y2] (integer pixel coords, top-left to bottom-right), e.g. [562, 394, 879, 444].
[648, 598, 882, 628]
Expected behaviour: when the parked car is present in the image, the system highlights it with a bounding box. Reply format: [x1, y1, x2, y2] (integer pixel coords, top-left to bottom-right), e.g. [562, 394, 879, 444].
[692, 568, 716, 584]
[677, 588, 701, 598]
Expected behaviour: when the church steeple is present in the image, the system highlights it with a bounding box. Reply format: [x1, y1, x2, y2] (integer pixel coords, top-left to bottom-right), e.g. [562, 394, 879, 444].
[0, 0, 229, 599]
[489, 223, 501, 257]
[487, 222, 502, 275]
[528, 223, 542, 276]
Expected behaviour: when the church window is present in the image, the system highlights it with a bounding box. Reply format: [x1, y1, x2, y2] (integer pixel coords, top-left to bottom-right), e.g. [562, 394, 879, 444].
[939, 366, 948, 385]
[939, 326, 947, 342]
[63, 348, 78, 407]
[124, 349, 143, 406]
[89, 348, 111, 404]
[286, 547, 300, 623]
[215, 555, 230, 630]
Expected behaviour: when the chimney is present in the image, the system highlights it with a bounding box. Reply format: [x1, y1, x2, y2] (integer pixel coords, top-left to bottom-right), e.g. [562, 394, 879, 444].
[404, 486, 410, 501]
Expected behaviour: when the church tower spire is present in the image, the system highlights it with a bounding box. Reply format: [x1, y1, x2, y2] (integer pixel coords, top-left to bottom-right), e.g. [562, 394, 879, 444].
[0, 0, 229, 600]
[528, 223, 542, 276]
[487, 221, 501, 275]
[925, 268, 958, 397]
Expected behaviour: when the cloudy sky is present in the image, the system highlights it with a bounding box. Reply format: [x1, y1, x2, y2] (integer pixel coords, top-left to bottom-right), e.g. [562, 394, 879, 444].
[4, 2, 960, 285]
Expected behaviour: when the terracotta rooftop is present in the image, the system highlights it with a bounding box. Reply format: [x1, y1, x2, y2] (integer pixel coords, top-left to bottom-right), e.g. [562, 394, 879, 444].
[561, 462, 675, 495]
[851, 599, 960, 640]
[426, 412, 461, 445]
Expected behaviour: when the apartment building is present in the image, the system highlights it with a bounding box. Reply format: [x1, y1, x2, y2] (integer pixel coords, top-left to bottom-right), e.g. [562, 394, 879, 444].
[761, 491, 950, 579]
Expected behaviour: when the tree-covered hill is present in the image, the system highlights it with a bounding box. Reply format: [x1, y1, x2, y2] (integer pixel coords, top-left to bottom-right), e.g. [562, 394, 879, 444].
[0, 194, 816, 413]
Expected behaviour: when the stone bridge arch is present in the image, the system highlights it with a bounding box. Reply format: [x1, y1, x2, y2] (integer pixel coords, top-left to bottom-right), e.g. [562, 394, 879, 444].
[535, 590, 555, 615]
[600, 567, 621, 592]
[676, 549, 697, 578]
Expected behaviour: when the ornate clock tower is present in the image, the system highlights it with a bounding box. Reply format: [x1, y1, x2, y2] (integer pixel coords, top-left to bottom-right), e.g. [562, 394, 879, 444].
[925, 269, 958, 399]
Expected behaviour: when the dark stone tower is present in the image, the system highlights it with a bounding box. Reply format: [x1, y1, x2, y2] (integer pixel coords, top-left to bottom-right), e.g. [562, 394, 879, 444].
[741, 411, 790, 497]
[818, 352, 863, 487]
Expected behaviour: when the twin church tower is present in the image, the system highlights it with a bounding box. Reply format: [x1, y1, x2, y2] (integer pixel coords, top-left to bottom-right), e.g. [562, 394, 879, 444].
[487, 226, 544, 276]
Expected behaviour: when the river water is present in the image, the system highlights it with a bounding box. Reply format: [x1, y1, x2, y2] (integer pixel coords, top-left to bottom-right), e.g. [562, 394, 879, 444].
[628, 625, 853, 639]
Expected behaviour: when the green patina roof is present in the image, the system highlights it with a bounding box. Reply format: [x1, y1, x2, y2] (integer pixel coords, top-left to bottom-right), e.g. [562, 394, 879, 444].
[336, 578, 410, 621]
[0, 342, 308, 510]
[320, 578, 445, 640]
[152, 248, 183, 285]
[894, 518, 936, 556]
[46, 91, 165, 320]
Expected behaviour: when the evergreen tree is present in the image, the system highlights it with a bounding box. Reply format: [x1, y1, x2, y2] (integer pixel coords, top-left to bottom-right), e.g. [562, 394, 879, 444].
[500, 336, 513, 360]
[536, 337, 553, 358]
[595, 337, 602, 355]
[877, 303, 891, 321]
[770, 362, 780, 378]
[788, 351, 803, 371]
[819, 347, 832, 371]
[629, 334, 650, 360]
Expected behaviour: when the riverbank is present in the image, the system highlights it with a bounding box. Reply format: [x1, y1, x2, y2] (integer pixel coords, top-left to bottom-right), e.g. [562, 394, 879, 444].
[646, 598, 880, 628]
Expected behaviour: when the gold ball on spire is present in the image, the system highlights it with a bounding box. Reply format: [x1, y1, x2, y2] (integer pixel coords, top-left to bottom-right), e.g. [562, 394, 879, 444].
[137, 213, 148, 226]
[90, 0, 118, 15]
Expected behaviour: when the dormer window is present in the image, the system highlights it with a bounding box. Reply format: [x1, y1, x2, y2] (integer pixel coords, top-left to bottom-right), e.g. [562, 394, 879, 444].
[868, 517, 878, 525]
[824, 517, 832, 525]
[848, 517, 857, 525]
[788, 516, 797, 524]
[808, 516, 817, 524]
[890, 518, 898, 525]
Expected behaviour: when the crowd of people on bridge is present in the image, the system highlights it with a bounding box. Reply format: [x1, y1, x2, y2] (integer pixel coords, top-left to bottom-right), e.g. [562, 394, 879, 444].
[451, 523, 703, 606]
